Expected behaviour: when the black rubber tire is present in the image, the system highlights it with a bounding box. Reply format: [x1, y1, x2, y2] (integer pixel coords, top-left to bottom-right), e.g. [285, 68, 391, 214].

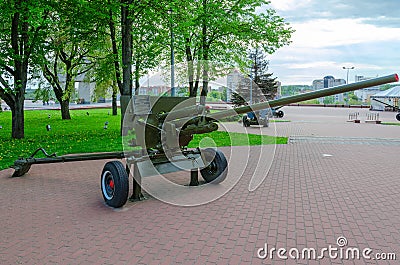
[101, 161, 129, 208]
[200, 148, 228, 184]
[277, 110, 284, 118]
[396, 113, 400, 121]
[243, 116, 250, 127]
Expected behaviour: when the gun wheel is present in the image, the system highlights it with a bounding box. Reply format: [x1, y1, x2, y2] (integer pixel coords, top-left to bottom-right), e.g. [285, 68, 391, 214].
[101, 161, 129, 208]
[200, 148, 228, 184]
[242, 116, 250, 127]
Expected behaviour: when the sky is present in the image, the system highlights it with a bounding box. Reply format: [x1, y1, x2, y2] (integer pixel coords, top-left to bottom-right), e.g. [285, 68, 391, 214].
[264, 0, 400, 85]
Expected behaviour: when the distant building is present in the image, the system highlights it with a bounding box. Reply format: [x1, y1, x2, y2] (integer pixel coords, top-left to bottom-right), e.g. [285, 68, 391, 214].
[139, 85, 169, 96]
[75, 80, 95, 104]
[276, 81, 282, 99]
[312, 76, 346, 103]
[226, 69, 243, 102]
[353, 75, 381, 103]
[58, 73, 96, 104]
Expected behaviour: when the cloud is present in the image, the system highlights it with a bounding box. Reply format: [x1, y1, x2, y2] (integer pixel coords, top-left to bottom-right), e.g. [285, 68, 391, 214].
[269, 0, 400, 27]
[264, 0, 400, 84]
[290, 18, 400, 48]
[268, 0, 312, 11]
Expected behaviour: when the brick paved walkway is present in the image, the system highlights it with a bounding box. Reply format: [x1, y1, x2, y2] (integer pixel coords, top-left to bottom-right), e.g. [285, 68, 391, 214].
[1, 107, 399, 264]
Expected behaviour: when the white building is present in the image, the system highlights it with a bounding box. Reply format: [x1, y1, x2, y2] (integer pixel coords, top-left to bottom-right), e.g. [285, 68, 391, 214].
[226, 69, 242, 102]
[353, 75, 381, 103]
[75, 80, 95, 104]
[275, 81, 282, 98]
[59, 73, 95, 104]
[312, 76, 346, 103]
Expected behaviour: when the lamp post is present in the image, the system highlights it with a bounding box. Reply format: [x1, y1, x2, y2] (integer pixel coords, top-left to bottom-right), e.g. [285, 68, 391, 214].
[343, 66, 354, 105]
[168, 8, 175, 96]
[249, 68, 253, 104]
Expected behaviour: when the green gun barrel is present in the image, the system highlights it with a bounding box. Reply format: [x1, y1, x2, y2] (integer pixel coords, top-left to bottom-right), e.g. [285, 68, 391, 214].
[209, 73, 399, 120]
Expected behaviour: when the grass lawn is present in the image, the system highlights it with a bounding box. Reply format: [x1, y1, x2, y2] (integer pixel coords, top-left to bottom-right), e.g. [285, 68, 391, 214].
[0, 108, 287, 171]
[381, 122, 400, 126]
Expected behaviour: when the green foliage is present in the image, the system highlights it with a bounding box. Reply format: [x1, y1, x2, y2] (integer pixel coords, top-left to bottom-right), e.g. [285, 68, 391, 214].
[188, 131, 287, 148]
[281, 85, 313, 96]
[380, 84, 398, 91]
[381, 122, 400, 126]
[25, 89, 38, 100]
[39, 0, 105, 119]
[250, 48, 278, 100]
[0, 0, 51, 71]
[221, 87, 227, 102]
[231, 49, 279, 106]
[177, 87, 189, 97]
[33, 83, 55, 103]
[166, 0, 293, 96]
[298, 99, 320, 104]
[323, 96, 335, 104]
[231, 91, 247, 107]
[207, 90, 221, 101]
[0, 0, 53, 138]
[1, 0, 293, 137]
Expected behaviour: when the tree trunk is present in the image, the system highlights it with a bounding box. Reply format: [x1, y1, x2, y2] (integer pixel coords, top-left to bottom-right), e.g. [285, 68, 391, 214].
[200, 61, 209, 105]
[135, 62, 140, 95]
[60, 99, 71, 120]
[112, 92, 118, 116]
[109, 2, 123, 94]
[199, 0, 209, 106]
[111, 81, 118, 116]
[185, 42, 196, 97]
[121, 0, 142, 200]
[11, 97, 24, 139]
[120, 0, 133, 127]
[200, 54, 209, 106]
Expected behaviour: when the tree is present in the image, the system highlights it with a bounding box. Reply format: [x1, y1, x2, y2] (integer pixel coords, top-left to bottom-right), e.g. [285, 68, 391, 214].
[84, 0, 124, 116]
[84, 25, 119, 116]
[110, 0, 163, 128]
[323, 96, 335, 104]
[231, 91, 247, 107]
[33, 82, 54, 104]
[230, 70, 257, 106]
[221, 87, 227, 102]
[41, 0, 100, 119]
[231, 48, 279, 106]
[250, 48, 278, 100]
[168, 0, 293, 102]
[87, 53, 119, 115]
[131, 2, 166, 95]
[0, 0, 50, 138]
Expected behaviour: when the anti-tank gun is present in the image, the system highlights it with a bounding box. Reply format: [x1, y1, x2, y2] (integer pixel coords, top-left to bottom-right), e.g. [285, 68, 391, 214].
[11, 74, 399, 208]
[106, 73, 399, 207]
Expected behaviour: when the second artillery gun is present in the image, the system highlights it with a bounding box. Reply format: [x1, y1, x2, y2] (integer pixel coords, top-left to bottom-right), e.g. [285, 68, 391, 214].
[11, 74, 399, 208]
